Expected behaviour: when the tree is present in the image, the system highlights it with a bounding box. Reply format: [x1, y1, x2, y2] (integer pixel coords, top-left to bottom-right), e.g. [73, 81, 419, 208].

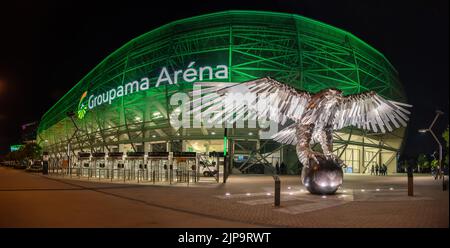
[1, 143, 42, 165]
[431, 159, 439, 169]
[20, 143, 42, 160]
[417, 153, 430, 172]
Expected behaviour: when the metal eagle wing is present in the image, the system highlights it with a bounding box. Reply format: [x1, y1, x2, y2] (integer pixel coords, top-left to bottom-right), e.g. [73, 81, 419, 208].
[188, 77, 310, 126]
[333, 91, 412, 133]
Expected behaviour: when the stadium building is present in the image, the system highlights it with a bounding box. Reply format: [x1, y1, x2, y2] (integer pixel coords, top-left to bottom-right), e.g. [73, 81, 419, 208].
[37, 11, 407, 183]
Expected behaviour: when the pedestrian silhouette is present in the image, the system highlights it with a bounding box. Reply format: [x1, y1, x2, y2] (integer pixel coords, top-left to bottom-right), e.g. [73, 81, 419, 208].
[280, 162, 286, 175]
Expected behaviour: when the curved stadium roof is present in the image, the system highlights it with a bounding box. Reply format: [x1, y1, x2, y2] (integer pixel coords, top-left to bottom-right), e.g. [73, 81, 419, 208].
[37, 10, 406, 146]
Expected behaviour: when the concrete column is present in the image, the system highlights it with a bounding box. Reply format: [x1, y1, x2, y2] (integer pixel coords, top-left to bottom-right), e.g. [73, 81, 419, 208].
[119, 144, 125, 153]
[144, 142, 151, 153]
[182, 140, 187, 152]
[166, 141, 171, 152]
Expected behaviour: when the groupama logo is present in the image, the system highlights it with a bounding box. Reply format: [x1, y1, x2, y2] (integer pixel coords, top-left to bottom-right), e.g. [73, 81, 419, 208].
[74, 62, 229, 119]
[77, 91, 88, 119]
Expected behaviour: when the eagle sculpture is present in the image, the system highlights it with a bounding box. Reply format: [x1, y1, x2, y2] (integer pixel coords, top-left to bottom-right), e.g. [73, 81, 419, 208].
[188, 77, 412, 194]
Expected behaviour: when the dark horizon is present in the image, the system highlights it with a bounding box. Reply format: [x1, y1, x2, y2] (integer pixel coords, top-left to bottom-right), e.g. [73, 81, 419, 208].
[0, 0, 448, 158]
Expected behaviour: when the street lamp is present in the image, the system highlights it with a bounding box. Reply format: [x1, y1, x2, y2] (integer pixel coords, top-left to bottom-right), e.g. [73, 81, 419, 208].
[418, 110, 446, 191]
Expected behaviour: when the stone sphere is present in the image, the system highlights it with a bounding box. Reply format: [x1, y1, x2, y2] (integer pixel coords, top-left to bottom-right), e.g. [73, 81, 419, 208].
[301, 155, 343, 195]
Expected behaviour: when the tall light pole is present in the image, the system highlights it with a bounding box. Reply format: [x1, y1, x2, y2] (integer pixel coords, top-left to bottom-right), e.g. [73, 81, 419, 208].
[419, 110, 446, 191]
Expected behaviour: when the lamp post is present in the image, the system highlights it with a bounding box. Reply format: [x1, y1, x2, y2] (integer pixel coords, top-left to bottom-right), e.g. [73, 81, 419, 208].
[419, 110, 446, 191]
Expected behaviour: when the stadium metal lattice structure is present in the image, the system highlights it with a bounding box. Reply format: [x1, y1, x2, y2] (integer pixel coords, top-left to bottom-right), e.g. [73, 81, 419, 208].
[37, 11, 407, 174]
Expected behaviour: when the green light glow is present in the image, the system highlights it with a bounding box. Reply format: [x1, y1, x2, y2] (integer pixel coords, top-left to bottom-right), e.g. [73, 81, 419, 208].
[223, 136, 227, 156]
[77, 91, 88, 119]
[36, 10, 406, 151]
[10, 144, 23, 152]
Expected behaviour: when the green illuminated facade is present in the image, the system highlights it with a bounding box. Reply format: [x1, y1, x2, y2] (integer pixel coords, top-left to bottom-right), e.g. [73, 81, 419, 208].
[37, 11, 406, 175]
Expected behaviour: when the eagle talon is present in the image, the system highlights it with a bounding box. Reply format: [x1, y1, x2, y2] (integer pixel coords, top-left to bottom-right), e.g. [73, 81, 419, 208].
[325, 154, 344, 167]
[304, 150, 322, 167]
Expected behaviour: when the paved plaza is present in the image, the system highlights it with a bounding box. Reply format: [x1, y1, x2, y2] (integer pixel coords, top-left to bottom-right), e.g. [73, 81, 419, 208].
[0, 167, 447, 227]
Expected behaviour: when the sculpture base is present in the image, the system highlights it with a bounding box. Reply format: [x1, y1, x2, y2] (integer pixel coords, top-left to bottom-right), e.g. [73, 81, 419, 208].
[301, 156, 343, 195]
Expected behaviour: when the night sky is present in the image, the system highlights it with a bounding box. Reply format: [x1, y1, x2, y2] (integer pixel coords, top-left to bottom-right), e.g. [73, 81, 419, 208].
[0, 0, 448, 158]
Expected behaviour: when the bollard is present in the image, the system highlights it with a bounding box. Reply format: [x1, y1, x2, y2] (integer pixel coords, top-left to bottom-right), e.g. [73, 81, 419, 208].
[407, 166, 413, 196]
[42, 161, 48, 175]
[274, 175, 281, 207]
[153, 170, 156, 184]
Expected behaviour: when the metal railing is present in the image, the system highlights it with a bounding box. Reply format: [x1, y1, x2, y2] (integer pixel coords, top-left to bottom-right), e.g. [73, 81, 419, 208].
[49, 167, 199, 184]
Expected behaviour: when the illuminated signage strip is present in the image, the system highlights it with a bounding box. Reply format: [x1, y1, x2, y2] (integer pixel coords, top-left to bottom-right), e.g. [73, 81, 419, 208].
[83, 62, 228, 113]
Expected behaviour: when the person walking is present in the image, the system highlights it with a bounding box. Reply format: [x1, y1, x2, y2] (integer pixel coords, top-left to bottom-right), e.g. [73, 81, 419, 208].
[280, 162, 286, 175]
[375, 164, 379, 176]
[370, 165, 375, 175]
[383, 164, 388, 176]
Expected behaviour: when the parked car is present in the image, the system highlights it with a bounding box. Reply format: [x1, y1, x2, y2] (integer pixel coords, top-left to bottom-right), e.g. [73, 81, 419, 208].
[26, 160, 43, 172]
[14, 160, 28, 170]
[199, 161, 218, 177]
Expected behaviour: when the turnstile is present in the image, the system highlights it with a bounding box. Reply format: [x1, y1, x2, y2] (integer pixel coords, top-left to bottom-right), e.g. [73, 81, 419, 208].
[91, 152, 106, 179]
[126, 152, 145, 181]
[107, 152, 124, 180]
[78, 152, 91, 177]
[173, 152, 197, 183]
[147, 152, 170, 183]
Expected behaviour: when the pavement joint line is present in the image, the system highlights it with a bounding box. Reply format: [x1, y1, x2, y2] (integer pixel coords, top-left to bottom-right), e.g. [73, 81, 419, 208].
[37, 173, 288, 228]
[1, 168, 447, 227]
